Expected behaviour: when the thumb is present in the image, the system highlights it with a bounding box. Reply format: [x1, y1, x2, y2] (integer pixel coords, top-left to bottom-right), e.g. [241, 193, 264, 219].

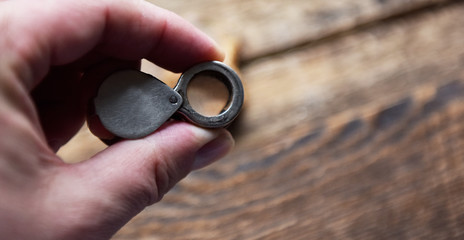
[70, 121, 233, 215]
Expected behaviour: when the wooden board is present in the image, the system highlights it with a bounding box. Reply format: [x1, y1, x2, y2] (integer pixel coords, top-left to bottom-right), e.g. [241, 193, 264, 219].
[149, 0, 450, 61]
[111, 1, 464, 239]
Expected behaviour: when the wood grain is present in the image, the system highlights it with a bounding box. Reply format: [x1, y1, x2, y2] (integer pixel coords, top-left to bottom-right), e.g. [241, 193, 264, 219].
[149, 0, 450, 61]
[234, 0, 464, 149]
[112, 1, 464, 239]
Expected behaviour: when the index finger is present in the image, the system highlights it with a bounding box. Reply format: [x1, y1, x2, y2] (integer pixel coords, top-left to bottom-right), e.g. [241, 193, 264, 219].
[0, 0, 224, 89]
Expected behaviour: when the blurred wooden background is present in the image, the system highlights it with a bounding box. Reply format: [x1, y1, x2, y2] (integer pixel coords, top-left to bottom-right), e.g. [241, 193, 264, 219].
[59, 0, 464, 239]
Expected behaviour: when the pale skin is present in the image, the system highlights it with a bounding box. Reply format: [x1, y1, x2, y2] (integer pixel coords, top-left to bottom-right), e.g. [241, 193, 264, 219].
[0, 0, 234, 239]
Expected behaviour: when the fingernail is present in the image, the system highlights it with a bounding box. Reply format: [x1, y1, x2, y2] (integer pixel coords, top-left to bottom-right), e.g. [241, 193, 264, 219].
[215, 45, 226, 62]
[192, 131, 234, 170]
[206, 36, 226, 62]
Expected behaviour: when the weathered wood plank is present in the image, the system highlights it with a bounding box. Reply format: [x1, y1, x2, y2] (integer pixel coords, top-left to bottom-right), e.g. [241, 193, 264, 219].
[114, 2, 464, 239]
[234, 0, 464, 148]
[148, 0, 450, 60]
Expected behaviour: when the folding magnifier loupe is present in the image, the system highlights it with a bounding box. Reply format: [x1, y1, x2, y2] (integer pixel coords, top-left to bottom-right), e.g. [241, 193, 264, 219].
[93, 61, 244, 141]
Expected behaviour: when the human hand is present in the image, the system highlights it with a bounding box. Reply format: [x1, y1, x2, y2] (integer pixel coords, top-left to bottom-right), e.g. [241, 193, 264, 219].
[0, 0, 233, 239]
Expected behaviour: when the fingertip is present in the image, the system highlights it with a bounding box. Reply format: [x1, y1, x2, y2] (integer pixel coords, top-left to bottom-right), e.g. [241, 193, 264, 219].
[192, 129, 234, 170]
[207, 36, 226, 62]
[142, 7, 226, 72]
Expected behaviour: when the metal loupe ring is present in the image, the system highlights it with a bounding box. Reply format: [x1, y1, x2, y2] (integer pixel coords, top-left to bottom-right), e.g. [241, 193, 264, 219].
[175, 61, 244, 128]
